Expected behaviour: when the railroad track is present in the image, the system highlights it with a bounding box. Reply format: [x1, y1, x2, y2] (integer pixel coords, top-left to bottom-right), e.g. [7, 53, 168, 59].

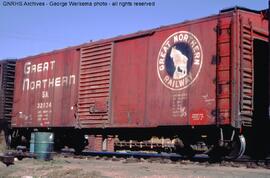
[1, 148, 270, 169]
[60, 149, 270, 169]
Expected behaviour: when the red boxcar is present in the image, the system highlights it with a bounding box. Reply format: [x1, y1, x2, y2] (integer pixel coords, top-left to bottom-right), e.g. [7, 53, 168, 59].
[11, 7, 270, 158]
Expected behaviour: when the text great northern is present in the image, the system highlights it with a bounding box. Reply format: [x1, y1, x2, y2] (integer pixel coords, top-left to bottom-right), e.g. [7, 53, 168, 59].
[22, 60, 76, 91]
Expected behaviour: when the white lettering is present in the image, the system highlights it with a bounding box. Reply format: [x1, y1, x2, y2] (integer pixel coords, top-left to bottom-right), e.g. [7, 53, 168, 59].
[50, 60, 55, 70]
[193, 45, 200, 52]
[159, 57, 165, 65]
[23, 78, 29, 91]
[31, 64, 36, 73]
[160, 52, 166, 58]
[30, 81, 35, 90]
[159, 65, 164, 71]
[42, 79, 47, 89]
[194, 59, 200, 65]
[173, 35, 178, 43]
[190, 40, 197, 48]
[23, 60, 56, 74]
[55, 77, 61, 86]
[164, 75, 170, 83]
[183, 34, 188, 42]
[69, 75, 76, 85]
[163, 46, 169, 54]
[42, 91, 49, 98]
[37, 63, 42, 72]
[22, 75, 76, 91]
[165, 41, 171, 48]
[43, 62, 49, 71]
[164, 74, 193, 89]
[173, 34, 189, 43]
[62, 76, 68, 86]
[24, 62, 31, 74]
[48, 78, 54, 88]
[36, 80, 41, 89]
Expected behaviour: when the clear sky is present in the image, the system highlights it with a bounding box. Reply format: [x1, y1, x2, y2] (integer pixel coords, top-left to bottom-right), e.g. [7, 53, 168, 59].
[0, 0, 267, 59]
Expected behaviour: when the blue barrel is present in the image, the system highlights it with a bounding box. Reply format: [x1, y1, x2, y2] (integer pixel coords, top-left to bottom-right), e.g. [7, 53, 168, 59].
[30, 132, 35, 153]
[34, 132, 54, 160]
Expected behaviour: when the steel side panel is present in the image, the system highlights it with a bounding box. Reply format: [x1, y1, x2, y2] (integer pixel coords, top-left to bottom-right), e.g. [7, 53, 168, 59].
[12, 49, 80, 128]
[112, 38, 148, 126]
[112, 18, 218, 127]
[146, 19, 217, 126]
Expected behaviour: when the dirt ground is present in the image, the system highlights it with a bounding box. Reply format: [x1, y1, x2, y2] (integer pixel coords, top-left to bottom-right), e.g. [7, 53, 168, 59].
[0, 155, 270, 178]
[2, 131, 269, 178]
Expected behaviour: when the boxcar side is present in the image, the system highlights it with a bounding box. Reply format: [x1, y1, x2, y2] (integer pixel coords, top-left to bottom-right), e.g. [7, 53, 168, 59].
[12, 48, 80, 128]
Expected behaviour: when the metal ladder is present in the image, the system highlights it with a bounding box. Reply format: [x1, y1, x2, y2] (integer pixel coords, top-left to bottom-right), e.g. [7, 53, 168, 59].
[239, 20, 254, 127]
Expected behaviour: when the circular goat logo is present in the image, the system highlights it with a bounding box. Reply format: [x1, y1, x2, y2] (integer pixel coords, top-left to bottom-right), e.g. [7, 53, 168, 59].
[157, 31, 203, 90]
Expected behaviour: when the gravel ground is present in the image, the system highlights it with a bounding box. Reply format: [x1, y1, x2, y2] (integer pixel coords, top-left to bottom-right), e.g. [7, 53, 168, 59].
[0, 155, 270, 178]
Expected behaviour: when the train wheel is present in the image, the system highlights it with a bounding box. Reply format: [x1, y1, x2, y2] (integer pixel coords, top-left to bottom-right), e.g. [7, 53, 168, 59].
[208, 135, 246, 160]
[225, 135, 246, 160]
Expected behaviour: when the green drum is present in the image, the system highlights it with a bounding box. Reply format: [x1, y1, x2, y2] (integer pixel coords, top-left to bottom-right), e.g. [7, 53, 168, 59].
[34, 132, 54, 160]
